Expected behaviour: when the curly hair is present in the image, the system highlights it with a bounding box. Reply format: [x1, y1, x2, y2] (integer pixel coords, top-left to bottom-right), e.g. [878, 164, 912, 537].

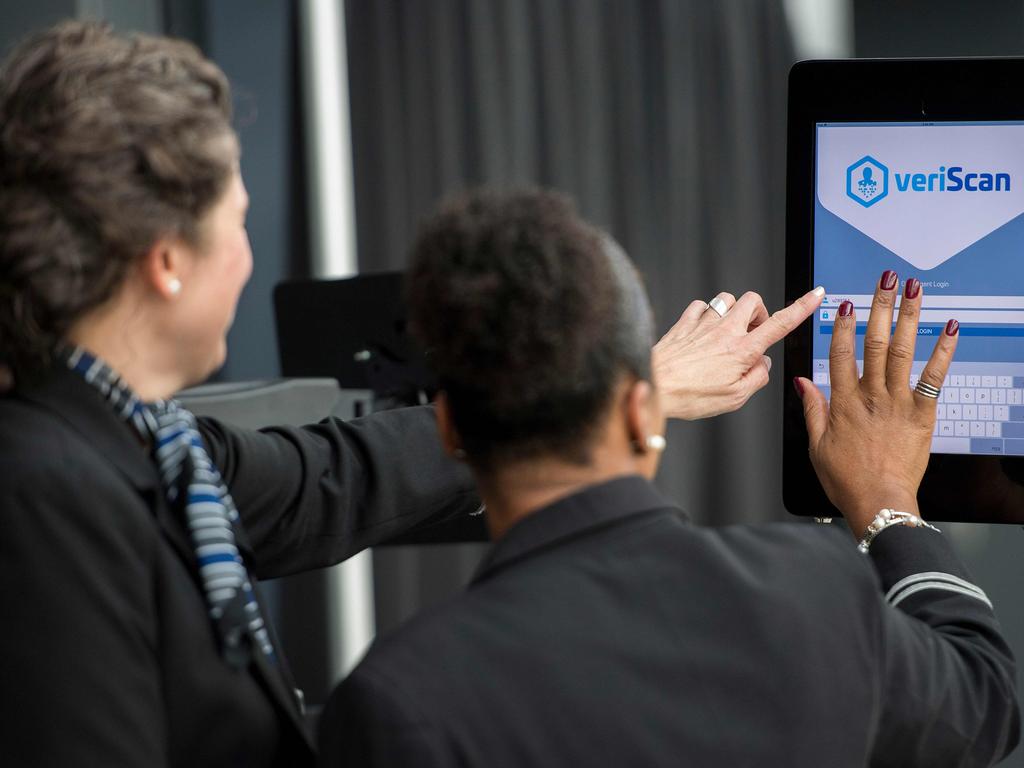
[0, 21, 235, 377]
[407, 188, 654, 470]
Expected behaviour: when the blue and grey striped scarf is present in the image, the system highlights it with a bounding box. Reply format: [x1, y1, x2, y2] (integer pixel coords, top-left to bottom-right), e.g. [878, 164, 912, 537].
[61, 345, 276, 667]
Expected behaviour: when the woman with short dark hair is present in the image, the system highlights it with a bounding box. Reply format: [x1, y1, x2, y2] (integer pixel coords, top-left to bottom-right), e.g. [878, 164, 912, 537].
[319, 189, 1017, 768]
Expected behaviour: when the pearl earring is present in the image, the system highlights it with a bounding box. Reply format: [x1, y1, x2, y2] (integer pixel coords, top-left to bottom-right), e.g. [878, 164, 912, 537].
[168, 278, 182, 295]
[645, 435, 667, 451]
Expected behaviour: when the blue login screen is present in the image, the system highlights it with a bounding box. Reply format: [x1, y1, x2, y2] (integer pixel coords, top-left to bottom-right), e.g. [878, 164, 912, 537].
[813, 121, 1024, 456]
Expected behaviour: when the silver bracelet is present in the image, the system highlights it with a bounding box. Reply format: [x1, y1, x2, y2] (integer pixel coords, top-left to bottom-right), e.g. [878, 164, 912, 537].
[857, 508, 941, 554]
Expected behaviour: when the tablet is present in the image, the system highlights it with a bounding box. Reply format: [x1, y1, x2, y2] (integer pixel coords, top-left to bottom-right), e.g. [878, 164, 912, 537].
[784, 58, 1024, 523]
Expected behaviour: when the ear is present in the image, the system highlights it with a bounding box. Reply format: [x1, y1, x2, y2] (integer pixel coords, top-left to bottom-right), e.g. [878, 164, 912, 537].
[140, 235, 188, 299]
[625, 379, 659, 454]
[434, 392, 464, 458]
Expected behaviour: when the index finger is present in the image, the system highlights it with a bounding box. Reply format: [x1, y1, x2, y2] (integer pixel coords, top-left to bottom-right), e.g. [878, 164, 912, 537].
[746, 286, 826, 352]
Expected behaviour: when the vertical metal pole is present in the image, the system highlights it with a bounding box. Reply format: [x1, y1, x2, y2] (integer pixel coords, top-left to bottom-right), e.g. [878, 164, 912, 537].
[298, 0, 375, 683]
[782, 0, 854, 59]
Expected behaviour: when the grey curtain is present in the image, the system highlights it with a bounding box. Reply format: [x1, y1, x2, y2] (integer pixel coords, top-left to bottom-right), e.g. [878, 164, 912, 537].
[346, 0, 797, 631]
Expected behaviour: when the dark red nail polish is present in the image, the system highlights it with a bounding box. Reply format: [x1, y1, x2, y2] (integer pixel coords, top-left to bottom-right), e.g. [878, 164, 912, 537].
[904, 278, 921, 299]
[881, 270, 898, 290]
[792, 377, 803, 396]
[945, 319, 959, 336]
[838, 300, 854, 317]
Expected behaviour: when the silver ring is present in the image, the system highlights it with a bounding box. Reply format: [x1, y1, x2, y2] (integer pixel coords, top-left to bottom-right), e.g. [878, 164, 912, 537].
[707, 297, 729, 318]
[914, 380, 941, 399]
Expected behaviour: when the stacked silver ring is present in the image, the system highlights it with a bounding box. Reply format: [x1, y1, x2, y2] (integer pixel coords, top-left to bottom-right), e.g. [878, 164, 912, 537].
[707, 297, 729, 317]
[913, 380, 941, 399]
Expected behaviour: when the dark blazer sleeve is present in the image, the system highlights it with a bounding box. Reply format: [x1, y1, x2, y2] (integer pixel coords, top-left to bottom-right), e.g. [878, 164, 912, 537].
[0, 461, 166, 767]
[866, 526, 1019, 767]
[318, 665, 453, 768]
[198, 405, 481, 578]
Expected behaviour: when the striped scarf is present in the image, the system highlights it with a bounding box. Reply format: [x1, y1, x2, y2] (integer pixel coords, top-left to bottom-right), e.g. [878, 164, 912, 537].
[62, 345, 276, 667]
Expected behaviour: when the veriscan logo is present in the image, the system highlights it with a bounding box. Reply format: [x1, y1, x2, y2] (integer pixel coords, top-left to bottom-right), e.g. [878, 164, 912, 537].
[846, 155, 1011, 209]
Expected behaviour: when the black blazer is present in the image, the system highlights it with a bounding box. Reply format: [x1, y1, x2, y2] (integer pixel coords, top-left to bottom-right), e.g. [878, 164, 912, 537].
[0, 366, 479, 767]
[319, 475, 1020, 768]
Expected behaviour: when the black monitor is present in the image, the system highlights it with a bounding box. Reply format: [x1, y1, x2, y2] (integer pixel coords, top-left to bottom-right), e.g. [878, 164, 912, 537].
[274, 272, 435, 407]
[783, 58, 1024, 523]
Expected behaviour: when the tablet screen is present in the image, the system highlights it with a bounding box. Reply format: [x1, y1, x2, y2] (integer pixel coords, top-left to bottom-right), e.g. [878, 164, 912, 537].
[814, 121, 1024, 457]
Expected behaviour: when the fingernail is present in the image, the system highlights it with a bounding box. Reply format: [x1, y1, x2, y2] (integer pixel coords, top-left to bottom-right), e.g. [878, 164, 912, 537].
[904, 278, 921, 299]
[838, 300, 854, 317]
[792, 377, 803, 396]
[945, 319, 959, 336]
[812, 286, 826, 298]
[764, 355, 773, 372]
[881, 270, 898, 290]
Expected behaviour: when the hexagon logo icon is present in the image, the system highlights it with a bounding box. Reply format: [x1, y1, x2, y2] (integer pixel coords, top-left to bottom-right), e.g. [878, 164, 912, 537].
[846, 156, 888, 208]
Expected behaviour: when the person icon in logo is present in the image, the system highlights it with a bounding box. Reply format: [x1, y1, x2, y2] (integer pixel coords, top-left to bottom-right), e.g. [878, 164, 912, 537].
[857, 166, 878, 199]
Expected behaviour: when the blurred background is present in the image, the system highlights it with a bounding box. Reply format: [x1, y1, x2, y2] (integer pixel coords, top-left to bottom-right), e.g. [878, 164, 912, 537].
[3, 1, 1023, 762]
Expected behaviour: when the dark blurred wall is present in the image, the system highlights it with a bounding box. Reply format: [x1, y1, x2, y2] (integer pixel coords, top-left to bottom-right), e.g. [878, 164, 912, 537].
[346, 0, 796, 530]
[187, 0, 309, 381]
[0, 1, 76, 55]
[855, 0, 1024, 57]
[346, 0, 798, 631]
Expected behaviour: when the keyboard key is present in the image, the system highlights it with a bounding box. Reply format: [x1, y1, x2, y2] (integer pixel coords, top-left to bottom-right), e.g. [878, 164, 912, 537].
[982, 375, 997, 387]
[1004, 422, 1024, 439]
[948, 404, 962, 420]
[1006, 439, 1024, 455]
[971, 437, 1004, 454]
[979, 405, 993, 420]
[995, 405, 1010, 421]
[936, 404, 946, 420]
[1009, 389, 1023, 405]
[813, 372, 828, 385]
[939, 421, 954, 436]
[1014, 377, 1024, 388]
[998, 376, 1012, 388]
[987, 422, 1002, 438]
[976, 389, 990, 404]
[963, 404, 977, 420]
[944, 387, 960, 404]
[933, 436, 971, 453]
[1012, 406, 1024, 421]
[955, 421, 970, 437]
[959, 388, 973, 404]
[970, 421, 985, 437]
[950, 374, 965, 387]
[993, 388, 1006, 404]
[967, 375, 981, 387]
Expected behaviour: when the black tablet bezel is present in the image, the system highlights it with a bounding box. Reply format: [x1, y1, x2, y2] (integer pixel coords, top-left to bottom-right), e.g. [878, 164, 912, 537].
[783, 57, 1024, 523]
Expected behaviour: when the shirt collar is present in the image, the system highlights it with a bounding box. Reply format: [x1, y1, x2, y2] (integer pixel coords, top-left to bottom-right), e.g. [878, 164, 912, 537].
[471, 474, 685, 584]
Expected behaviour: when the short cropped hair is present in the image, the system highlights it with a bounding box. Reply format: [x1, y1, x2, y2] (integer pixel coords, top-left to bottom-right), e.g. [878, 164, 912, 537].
[407, 189, 654, 470]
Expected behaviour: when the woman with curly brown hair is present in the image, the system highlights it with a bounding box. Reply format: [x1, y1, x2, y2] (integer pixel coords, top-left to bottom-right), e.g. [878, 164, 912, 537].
[0, 21, 485, 767]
